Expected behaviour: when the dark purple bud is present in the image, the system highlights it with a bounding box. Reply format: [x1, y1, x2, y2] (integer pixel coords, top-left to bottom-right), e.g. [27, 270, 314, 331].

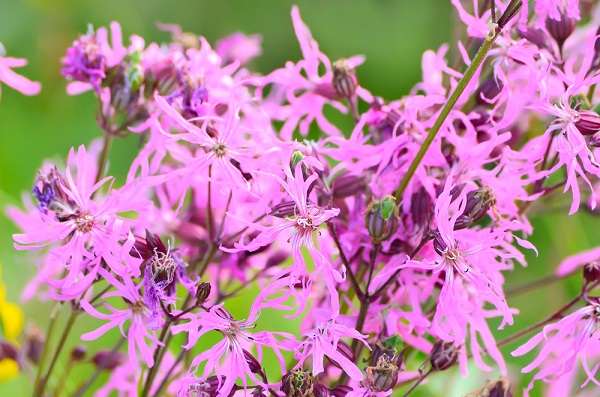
[332, 172, 367, 199]
[432, 230, 447, 256]
[70, 345, 87, 361]
[576, 110, 600, 136]
[331, 385, 352, 397]
[266, 250, 288, 269]
[313, 383, 331, 397]
[475, 77, 503, 105]
[196, 282, 212, 303]
[0, 340, 18, 361]
[411, 187, 432, 230]
[546, 12, 576, 50]
[332, 59, 358, 98]
[281, 369, 314, 397]
[327, 340, 356, 371]
[453, 215, 474, 231]
[243, 350, 264, 376]
[430, 340, 459, 371]
[270, 201, 297, 218]
[365, 196, 399, 243]
[589, 131, 600, 147]
[584, 262, 600, 284]
[516, 26, 549, 49]
[455, 186, 497, 230]
[488, 378, 513, 397]
[92, 349, 125, 370]
[24, 327, 45, 365]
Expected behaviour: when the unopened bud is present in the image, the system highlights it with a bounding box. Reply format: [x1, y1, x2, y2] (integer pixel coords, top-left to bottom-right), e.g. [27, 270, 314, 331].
[24, 326, 45, 365]
[455, 186, 496, 230]
[516, 26, 549, 49]
[411, 187, 432, 230]
[576, 110, 600, 136]
[364, 354, 400, 392]
[488, 378, 513, 397]
[432, 230, 447, 256]
[332, 59, 358, 98]
[475, 77, 503, 105]
[0, 340, 18, 361]
[70, 345, 87, 361]
[196, 282, 212, 303]
[92, 349, 125, 370]
[328, 340, 356, 371]
[243, 350, 264, 376]
[270, 201, 297, 218]
[313, 383, 331, 397]
[430, 340, 459, 371]
[584, 262, 600, 284]
[331, 385, 352, 397]
[281, 369, 314, 397]
[589, 131, 600, 147]
[332, 172, 367, 199]
[365, 195, 399, 243]
[546, 13, 576, 50]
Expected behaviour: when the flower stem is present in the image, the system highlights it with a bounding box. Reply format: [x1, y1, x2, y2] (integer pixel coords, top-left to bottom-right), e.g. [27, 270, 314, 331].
[35, 308, 79, 397]
[72, 337, 126, 397]
[393, 31, 498, 202]
[95, 134, 113, 185]
[33, 302, 61, 397]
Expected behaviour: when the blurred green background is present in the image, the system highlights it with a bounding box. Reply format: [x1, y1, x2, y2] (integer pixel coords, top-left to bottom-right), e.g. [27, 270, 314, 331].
[0, 0, 594, 396]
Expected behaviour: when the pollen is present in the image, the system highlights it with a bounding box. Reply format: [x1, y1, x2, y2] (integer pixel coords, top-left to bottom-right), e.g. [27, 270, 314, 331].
[212, 142, 228, 157]
[74, 213, 95, 233]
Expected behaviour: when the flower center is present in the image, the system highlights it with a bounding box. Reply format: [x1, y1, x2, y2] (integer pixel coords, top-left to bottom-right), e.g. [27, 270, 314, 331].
[75, 213, 94, 233]
[296, 216, 315, 230]
[212, 142, 228, 157]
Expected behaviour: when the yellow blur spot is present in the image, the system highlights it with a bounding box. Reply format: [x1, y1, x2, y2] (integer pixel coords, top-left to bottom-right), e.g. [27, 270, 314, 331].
[0, 358, 19, 381]
[0, 264, 25, 340]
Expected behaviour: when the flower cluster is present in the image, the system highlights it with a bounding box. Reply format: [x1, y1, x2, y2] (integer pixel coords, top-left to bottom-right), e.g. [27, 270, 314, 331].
[6, 1, 600, 396]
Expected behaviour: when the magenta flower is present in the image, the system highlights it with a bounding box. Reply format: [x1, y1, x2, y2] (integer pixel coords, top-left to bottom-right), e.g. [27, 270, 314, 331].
[80, 268, 162, 368]
[294, 319, 369, 381]
[172, 305, 295, 397]
[512, 301, 600, 394]
[12, 145, 146, 294]
[0, 42, 41, 98]
[223, 152, 343, 315]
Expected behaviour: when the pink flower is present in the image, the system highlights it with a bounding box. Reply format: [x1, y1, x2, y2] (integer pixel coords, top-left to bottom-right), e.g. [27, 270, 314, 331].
[80, 268, 162, 368]
[223, 152, 342, 315]
[215, 32, 262, 66]
[0, 43, 41, 97]
[294, 319, 369, 381]
[12, 145, 146, 294]
[512, 300, 600, 394]
[172, 305, 295, 397]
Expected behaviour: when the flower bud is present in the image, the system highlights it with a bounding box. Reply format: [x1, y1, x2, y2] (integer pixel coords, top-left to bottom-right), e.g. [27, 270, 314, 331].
[516, 26, 549, 50]
[454, 186, 496, 230]
[432, 230, 447, 256]
[270, 201, 297, 218]
[429, 340, 459, 371]
[576, 110, 600, 136]
[546, 13, 576, 50]
[281, 369, 314, 397]
[331, 385, 352, 397]
[313, 382, 332, 397]
[411, 187, 432, 230]
[243, 349, 264, 377]
[365, 195, 399, 243]
[0, 340, 18, 361]
[332, 172, 367, 199]
[24, 326, 45, 365]
[332, 59, 358, 98]
[196, 282, 212, 303]
[327, 340, 356, 372]
[589, 131, 600, 147]
[475, 77, 503, 105]
[488, 378, 513, 397]
[70, 345, 87, 361]
[364, 354, 400, 392]
[92, 349, 125, 370]
[584, 262, 600, 284]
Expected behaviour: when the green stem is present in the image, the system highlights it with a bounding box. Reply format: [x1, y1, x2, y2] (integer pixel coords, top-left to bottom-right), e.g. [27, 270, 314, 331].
[33, 302, 62, 397]
[95, 134, 113, 185]
[35, 309, 79, 397]
[393, 36, 497, 202]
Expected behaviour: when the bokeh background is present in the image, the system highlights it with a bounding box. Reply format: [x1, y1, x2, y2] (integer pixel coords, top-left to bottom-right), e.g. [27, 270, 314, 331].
[0, 1, 593, 395]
